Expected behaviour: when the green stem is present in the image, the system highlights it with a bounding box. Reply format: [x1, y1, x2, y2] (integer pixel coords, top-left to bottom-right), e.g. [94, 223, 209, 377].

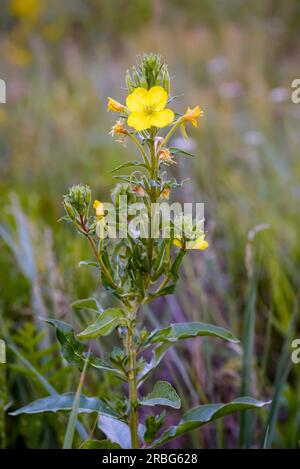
[85, 229, 117, 291]
[163, 119, 183, 147]
[0, 363, 6, 449]
[127, 133, 150, 170]
[126, 313, 139, 449]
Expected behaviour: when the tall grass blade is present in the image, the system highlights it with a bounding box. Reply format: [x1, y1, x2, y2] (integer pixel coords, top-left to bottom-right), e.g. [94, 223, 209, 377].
[63, 348, 91, 449]
[239, 274, 257, 448]
[261, 308, 298, 448]
[9, 342, 88, 440]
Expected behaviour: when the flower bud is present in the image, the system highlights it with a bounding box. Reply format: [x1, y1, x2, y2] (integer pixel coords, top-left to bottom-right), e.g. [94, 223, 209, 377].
[126, 53, 170, 92]
[63, 184, 91, 220]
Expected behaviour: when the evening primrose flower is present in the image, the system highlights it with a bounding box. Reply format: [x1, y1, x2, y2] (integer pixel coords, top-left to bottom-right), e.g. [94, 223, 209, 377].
[109, 119, 128, 137]
[161, 186, 171, 200]
[132, 184, 145, 197]
[126, 86, 174, 131]
[93, 200, 105, 219]
[182, 106, 203, 127]
[107, 97, 126, 113]
[158, 148, 176, 165]
[173, 214, 208, 250]
[173, 234, 208, 250]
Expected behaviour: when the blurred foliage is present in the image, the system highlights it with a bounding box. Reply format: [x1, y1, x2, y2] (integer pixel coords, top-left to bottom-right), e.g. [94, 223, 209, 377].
[0, 0, 300, 448]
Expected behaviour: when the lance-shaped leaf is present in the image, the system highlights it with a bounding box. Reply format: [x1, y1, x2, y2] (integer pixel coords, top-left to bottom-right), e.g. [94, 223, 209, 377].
[147, 322, 239, 346]
[77, 308, 125, 340]
[10, 392, 119, 419]
[44, 318, 86, 367]
[81, 439, 122, 449]
[71, 297, 101, 313]
[45, 319, 125, 380]
[98, 415, 145, 449]
[141, 381, 181, 409]
[98, 415, 132, 449]
[138, 342, 170, 384]
[151, 397, 271, 447]
[138, 322, 239, 384]
[111, 161, 147, 173]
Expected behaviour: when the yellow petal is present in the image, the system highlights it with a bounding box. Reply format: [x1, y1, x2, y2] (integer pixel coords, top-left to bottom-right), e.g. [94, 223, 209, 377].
[148, 86, 168, 111]
[126, 87, 149, 112]
[186, 236, 209, 250]
[173, 238, 183, 248]
[128, 111, 151, 131]
[149, 109, 174, 128]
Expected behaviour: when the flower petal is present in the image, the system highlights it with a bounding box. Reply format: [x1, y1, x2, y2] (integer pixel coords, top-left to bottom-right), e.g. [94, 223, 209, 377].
[186, 236, 209, 250]
[149, 109, 174, 128]
[126, 87, 149, 112]
[148, 86, 168, 111]
[128, 111, 151, 131]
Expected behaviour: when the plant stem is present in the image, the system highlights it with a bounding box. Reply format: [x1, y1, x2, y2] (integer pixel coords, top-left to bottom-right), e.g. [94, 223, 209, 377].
[127, 133, 150, 170]
[0, 363, 6, 449]
[126, 312, 139, 449]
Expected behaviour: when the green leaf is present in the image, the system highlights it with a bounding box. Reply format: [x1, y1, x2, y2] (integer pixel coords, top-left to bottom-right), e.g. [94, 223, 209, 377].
[151, 397, 271, 447]
[98, 415, 132, 449]
[144, 412, 166, 444]
[44, 319, 125, 379]
[169, 147, 196, 157]
[8, 343, 88, 441]
[141, 381, 181, 409]
[111, 161, 147, 173]
[79, 261, 99, 269]
[77, 308, 125, 340]
[71, 297, 101, 313]
[81, 439, 121, 449]
[147, 322, 239, 345]
[44, 319, 86, 367]
[139, 323, 238, 385]
[138, 342, 170, 384]
[10, 392, 119, 419]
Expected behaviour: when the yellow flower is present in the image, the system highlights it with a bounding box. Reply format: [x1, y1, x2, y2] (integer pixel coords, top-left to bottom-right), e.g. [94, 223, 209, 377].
[183, 106, 203, 127]
[109, 120, 128, 137]
[158, 148, 176, 165]
[10, 0, 44, 22]
[107, 97, 125, 113]
[186, 234, 209, 250]
[173, 234, 209, 250]
[132, 184, 145, 197]
[126, 86, 174, 131]
[161, 186, 171, 200]
[93, 200, 104, 219]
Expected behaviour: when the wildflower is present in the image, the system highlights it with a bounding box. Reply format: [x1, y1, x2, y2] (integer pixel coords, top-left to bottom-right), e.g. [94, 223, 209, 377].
[93, 200, 105, 219]
[173, 214, 208, 250]
[10, 0, 43, 22]
[132, 184, 145, 197]
[126, 86, 174, 131]
[161, 186, 171, 200]
[109, 120, 128, 137]
[182, 106, 203, 127]
[173, 233, 208, 250]
[158, 148, 176, 165]
[107, 97, 126, 113]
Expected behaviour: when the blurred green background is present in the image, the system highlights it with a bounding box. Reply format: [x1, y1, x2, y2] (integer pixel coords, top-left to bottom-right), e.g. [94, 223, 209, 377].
[0, 0, 300, 449]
